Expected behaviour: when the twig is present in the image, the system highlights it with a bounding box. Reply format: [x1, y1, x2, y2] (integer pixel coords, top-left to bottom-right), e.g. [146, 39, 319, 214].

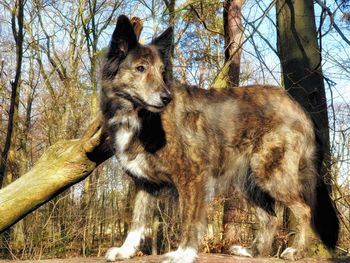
[315, 0, 350, 46]
[189, 4, 223, 36]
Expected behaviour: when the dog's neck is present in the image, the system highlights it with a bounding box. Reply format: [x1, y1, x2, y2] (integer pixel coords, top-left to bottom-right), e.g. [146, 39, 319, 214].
[101, 89, 166, 155]
[100, 87, 142, 134]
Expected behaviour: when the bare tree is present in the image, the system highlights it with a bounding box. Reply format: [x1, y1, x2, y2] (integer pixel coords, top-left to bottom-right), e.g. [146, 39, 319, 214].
[0, 1, 25, 257]
[0, 0, 25, 188]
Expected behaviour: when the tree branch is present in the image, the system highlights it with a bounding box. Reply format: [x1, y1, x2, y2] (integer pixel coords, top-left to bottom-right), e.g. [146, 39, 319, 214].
[315, 0, 350, 46]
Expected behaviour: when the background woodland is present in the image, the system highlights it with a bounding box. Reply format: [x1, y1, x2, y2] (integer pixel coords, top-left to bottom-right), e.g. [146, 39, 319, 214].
[0, 0, 350, 260]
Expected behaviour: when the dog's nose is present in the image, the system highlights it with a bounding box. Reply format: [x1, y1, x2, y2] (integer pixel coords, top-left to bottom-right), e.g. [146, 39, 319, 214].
[160, 91, 172, 105]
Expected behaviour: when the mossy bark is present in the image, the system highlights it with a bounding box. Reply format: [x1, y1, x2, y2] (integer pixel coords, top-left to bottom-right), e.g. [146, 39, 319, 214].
[211, 61, 230, 89]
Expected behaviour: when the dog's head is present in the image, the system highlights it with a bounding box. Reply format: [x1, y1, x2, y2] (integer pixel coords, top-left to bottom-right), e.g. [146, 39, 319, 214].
[101, 15, 173, 112]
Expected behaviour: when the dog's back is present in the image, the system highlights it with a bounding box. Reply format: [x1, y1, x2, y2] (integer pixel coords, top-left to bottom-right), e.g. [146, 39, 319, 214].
[158, 84, 314, 187]
[156, 84, 337, 260]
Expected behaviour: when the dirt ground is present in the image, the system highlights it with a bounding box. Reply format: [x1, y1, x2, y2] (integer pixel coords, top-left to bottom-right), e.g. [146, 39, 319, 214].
[0, 254, 350, 263]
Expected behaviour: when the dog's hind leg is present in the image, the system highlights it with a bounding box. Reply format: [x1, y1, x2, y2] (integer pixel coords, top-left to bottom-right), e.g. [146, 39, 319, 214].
[278, 159, 316, 260]
[253, 148, 315, 260]
[230, 205, 279, 258]
[105, 188, 155, 261]
[279, 201, 313, 260]
[252, 205, 280, 256]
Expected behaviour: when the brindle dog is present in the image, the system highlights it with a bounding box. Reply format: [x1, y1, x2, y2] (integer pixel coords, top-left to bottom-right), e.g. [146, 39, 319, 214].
[101, 15, 339, 263]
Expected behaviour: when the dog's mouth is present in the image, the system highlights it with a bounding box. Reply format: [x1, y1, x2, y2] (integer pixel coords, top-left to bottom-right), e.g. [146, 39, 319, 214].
[145, 103, 166, 112]
[114, 91, 167, 112]
[129, 94, 167, 112]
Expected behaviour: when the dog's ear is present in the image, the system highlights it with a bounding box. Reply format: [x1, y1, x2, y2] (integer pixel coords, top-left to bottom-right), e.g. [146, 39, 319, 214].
[152, 27, 173, 61]
[108, 15, 138, 59]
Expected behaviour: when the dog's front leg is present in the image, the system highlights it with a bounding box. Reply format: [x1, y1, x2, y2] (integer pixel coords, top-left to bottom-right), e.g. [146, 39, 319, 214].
[106, 188, 155, 261]
[163, 181, 207, 263]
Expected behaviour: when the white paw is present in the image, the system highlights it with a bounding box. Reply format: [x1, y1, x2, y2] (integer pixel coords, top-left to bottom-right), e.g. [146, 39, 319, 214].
[280, 247, 300, 261]
[162, 247, 197, 263]
[229, 245, 254, 258]
[105, 246, 137, 261]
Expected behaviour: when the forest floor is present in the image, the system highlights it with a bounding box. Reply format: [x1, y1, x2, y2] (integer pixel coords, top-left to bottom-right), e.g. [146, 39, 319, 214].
[1, 254, 350, 263]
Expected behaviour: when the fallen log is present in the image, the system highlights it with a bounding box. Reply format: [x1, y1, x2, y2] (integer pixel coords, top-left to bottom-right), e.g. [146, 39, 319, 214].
[0, 115, 113, 233]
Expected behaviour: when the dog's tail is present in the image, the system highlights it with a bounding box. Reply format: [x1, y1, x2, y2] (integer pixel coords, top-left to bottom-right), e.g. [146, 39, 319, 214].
[311, 127, 339, 249]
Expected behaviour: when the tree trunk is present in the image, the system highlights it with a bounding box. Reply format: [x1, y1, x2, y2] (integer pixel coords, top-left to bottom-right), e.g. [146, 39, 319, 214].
[0, 0, 24, 188]
[0, 0, 24, 258]
[276, 0, 330, 158]
[163, 0, 175, 85]
[221, 0, 245, 253]
[276, 0, 331, 251]
[223, 0, 243, 87]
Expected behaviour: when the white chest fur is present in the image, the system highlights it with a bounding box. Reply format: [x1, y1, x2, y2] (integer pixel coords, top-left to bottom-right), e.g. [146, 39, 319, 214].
[113, 117, 148, 179]
[115, 128, 133, 152]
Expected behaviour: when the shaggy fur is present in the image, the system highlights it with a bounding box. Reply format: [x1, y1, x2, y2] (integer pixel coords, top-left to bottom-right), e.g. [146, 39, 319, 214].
[101, 15, 339, 263]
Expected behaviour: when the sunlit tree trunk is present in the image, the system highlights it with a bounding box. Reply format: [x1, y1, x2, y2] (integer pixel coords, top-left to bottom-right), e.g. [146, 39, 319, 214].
[223, 0, 243, 87]
[221, 0, 245, 252]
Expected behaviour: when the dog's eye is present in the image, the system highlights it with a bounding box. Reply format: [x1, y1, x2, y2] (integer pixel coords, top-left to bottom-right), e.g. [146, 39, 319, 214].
[136, 66, 145, 72]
